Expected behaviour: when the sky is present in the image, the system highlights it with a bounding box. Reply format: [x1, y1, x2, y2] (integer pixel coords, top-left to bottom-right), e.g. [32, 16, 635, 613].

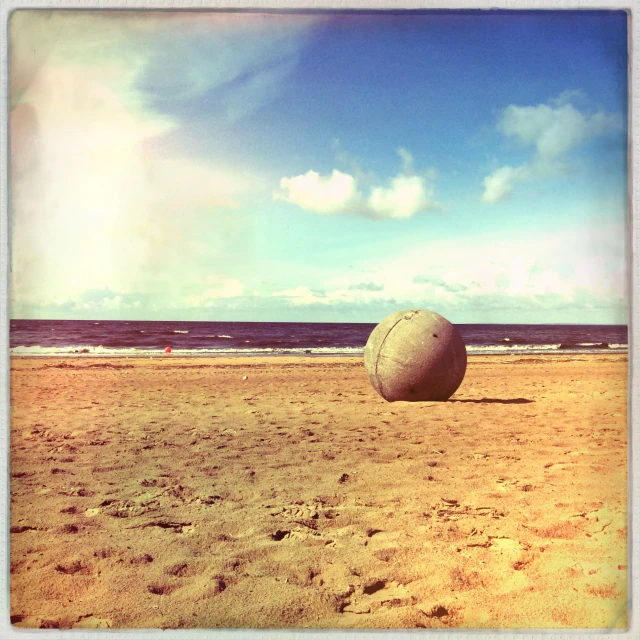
[9, 10, 629, 324]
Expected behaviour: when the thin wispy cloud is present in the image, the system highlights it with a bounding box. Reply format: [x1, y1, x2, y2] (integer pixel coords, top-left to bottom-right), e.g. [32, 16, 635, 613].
[268, 225, 626, 319]
[132, 13, 320, 122]
[10, 11, 303, 314]
[482, 93, 619, 203]
[184, 277, 245, 308]
[348, 282, 385, 292]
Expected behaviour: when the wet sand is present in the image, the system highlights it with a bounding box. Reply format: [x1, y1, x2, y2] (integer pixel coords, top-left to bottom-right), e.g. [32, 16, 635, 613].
[9, 354, 628, 629]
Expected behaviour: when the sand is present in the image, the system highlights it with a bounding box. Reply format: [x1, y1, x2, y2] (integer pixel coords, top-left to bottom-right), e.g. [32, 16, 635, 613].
[9, 354, 628, 630]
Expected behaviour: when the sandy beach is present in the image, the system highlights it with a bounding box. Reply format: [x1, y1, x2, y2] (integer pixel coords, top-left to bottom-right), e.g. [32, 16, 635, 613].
[9, 353, 628, 629]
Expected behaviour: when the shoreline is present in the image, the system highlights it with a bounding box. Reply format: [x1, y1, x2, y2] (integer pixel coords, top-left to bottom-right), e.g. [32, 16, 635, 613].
[8, 351, 630, 362]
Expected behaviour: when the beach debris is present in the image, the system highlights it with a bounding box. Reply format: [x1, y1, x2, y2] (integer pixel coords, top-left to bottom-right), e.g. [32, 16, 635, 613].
[338, 473, 350, 484]
[242, 375, 248, 380]
[431, 449, 444, 455]
[364, 309, 467, 402]
[165, 347, 172, 353]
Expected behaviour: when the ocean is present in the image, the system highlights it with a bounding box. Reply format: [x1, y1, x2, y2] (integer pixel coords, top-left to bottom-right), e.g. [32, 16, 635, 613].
[9, 320, 628, 357]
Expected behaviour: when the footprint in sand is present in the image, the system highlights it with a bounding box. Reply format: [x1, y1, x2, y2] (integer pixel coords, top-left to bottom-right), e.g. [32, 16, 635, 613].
[10, 525, 38, 534]
[135, 520, 194, 534]
[55, 560, 89, 575]
[270, 529, 291, 541]
[164, 560, 206, 578]
[84, 500, 148, 519]
[72, 615, 112, 629]
[129, 553, 153, 565]
[489, 536, 521, 552]
[57, 524, 79, 534]
[39, 619, 61, 629]
[147, 580, 180, 596]
[341, 579, 418, 615]
[418, 604, 452, 620]
[11, 615, 60, 628]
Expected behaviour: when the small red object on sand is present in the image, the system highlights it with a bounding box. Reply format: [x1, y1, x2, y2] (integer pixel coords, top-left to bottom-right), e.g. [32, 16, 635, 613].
[165, 347, 172, 353]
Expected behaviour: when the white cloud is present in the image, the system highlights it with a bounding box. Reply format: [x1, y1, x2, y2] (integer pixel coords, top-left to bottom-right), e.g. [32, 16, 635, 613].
[268, 223, 626, 321]
[102, 296, 124, 311]
[549, 89, 586, 107]
[275, 170, 361, 215]
[184, 278, 245, 308]
[499, 102, 616, 159]
[274, 150, 441, 220]
[482, 94, 619, 203]
[368, 175, 437, 220]
[481, 165, 529, 204]
[397, 147, 414, 174]
[273, 286, 326, 305]
[273, 284, 389, 307]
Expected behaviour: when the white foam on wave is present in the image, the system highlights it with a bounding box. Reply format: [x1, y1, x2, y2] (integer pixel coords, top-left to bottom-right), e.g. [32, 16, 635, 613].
[574, 342, 622, 348]
[467, 344, 559, 352]
[467, 343, 627, 354]
[11, 343, 627, 358]
[10, 344, 365, 357]
[171, 330, 189, 334]
[12, 345, 97, 355]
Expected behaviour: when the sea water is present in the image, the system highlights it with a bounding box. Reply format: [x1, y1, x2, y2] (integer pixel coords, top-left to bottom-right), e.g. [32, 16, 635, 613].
[9, 320, 628, 357]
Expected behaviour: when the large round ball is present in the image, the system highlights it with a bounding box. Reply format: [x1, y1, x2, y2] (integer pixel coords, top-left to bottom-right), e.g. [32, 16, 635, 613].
[364, 309, 467, 402]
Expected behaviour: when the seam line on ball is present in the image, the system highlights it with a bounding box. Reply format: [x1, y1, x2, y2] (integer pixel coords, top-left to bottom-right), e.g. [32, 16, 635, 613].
[374, 316, 406, 398]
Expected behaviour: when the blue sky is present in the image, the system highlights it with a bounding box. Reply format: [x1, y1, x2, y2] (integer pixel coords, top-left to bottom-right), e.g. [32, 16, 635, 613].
[10, 10, 628, 323]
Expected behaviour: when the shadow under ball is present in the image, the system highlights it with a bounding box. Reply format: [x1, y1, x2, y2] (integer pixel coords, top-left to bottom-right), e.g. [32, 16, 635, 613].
[364, 309, 467, 402]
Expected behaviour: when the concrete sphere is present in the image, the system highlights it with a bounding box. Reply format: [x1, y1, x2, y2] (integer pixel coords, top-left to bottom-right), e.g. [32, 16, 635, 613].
[364, 309, 467, 402]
